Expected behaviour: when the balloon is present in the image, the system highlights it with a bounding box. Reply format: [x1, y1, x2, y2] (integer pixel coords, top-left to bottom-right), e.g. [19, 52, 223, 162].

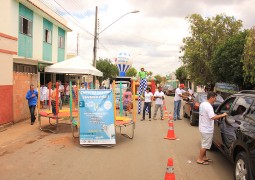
[115, 51, 132, 76]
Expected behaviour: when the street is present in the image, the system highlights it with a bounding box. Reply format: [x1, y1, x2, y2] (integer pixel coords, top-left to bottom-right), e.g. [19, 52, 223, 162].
[0, 96, 234, 180]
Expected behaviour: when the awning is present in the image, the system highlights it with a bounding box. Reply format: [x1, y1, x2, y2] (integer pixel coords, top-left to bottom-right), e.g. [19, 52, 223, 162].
[44, 56, 103, 77]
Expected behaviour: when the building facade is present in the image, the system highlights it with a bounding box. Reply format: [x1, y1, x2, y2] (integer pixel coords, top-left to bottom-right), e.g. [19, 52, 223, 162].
[0, 0, 71, 125]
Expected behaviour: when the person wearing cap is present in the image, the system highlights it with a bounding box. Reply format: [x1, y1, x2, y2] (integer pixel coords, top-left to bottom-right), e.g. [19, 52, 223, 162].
[173, 83, 189, 121]
[137, 67, 148, 114]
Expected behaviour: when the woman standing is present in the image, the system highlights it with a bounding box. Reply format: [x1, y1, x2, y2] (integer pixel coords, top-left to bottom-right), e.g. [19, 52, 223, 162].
[141, 87, 153, 121]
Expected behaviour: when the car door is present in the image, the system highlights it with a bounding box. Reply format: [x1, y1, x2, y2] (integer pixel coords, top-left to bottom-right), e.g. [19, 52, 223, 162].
[220, 96, 253, 155]
[245, 102, 255, 176]
[213, 96, 236, 151]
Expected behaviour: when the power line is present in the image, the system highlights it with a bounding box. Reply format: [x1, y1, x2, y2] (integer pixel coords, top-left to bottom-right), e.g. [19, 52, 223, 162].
[39, 0, 94, 37]
[53, 0, 94, 36]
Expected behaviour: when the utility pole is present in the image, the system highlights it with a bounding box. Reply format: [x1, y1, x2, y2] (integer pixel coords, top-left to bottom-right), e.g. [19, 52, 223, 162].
[92, 6, 98, 88]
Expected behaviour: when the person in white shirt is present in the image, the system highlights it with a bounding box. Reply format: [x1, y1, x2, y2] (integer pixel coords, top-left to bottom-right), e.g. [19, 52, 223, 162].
[173, 84, 188, 120]
[40, 84, 47, 108]
[58, 80, 64, 110]
[188, 88, 194, 96]
[141, 87, 154, 121]
[153, 86, 165, 120]
[80, 82, 86, 90]
[197, 91, 227, 165]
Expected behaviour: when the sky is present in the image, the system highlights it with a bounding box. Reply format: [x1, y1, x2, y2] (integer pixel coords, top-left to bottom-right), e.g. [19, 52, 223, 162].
[40, 0, 255, 76]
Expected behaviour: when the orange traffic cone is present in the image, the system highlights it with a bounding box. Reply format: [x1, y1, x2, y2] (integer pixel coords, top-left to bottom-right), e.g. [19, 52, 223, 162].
[163, 110, 169, 120]
[164, 121, 176, 140]
[165, 158, 176, 180]
[168, 112, 174, 125]
[168, 112, 173, 120]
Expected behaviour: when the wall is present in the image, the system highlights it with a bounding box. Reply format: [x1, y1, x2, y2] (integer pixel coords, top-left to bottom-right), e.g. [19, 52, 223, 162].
[52, 25, 58, 63]
[57, 27, 65, 62]
[0, 36, 17, 85]
[0, 32, 18, 125]
[0, 0, 19, 37]
[0, 85, 13, 125]
[18, 3, 33, 58]
[13, 72, 37, 123]
[33, 12, 43, 60]
[42, 18, 52, 61]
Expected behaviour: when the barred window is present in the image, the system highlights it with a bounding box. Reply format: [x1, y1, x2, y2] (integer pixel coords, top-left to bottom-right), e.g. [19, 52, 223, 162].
[13, 63, 37, 74]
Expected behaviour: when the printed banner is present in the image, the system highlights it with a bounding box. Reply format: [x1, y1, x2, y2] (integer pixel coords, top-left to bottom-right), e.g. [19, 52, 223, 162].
[79, 90, 116, 145]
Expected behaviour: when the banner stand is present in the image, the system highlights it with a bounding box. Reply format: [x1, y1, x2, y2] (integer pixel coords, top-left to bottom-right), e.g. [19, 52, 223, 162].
[78, 89, 116, 146]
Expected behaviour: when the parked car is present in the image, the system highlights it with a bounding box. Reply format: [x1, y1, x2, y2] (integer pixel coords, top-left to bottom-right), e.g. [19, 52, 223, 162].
[183, 92, 224, 126]
[163, 85, 176, 96]
[212, 90, 255, 179]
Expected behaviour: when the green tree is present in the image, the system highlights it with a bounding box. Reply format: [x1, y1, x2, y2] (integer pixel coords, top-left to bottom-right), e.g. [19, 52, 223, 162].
[243, 27, 255, 83]
[154, 74, 163, 85]
[181, 14, 242, 88]
[175, 66, 187, 83]
[212, 31, 247, 87]
[126, 67, 137, 77]
[96, 58, 118, 85]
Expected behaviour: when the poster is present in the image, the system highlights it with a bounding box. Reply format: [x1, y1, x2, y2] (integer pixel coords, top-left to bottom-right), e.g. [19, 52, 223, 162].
[79, 90, 116, 145]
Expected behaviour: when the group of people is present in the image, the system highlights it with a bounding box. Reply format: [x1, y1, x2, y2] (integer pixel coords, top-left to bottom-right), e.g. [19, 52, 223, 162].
[26, 81, 82, 125]
[173, 83, 228, 165]
[139, 86, 165, 121]
[39, 81, 69, 109]
[26, 67, 227, 168]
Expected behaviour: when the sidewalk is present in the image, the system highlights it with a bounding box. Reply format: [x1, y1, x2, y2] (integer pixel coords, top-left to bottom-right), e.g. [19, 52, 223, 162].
[0, 117, 51, 156]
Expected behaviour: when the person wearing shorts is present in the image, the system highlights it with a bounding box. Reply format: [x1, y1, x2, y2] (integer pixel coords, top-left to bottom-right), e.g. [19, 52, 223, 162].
[197, 91, 227, 165]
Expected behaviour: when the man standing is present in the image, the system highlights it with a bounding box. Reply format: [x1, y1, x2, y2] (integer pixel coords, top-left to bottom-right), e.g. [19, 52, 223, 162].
[137, 67, 148, 114]
[80, 82, 86, 90]
[153, 86, 165, 120]
[26, 84, 38, 125]
[173, 84, 188, 120]
[197, 92, 227, 165]
[141, 87, 153, 121]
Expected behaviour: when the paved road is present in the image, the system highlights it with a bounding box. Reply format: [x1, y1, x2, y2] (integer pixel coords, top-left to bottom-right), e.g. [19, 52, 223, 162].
[0, 96, 233, 180]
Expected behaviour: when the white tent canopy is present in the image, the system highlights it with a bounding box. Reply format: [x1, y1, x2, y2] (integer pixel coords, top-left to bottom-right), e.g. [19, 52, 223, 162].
[45, 56, 103, 77]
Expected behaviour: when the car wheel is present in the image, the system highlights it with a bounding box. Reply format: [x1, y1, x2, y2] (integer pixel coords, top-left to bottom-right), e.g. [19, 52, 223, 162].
[190, 113, 197, 126]
[235, 151, 251, 180]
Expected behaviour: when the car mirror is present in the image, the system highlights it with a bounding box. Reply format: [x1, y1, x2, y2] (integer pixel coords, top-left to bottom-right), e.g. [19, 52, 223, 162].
[250, 106, 255, 114]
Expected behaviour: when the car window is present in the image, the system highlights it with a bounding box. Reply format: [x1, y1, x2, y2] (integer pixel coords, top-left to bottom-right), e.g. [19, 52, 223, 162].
[218, 97, 236, 114]
[198, 94, 207, 102]
[230, 97, 253, 116]
[216, 95, 224, 103]
[246, 102, 255, 133]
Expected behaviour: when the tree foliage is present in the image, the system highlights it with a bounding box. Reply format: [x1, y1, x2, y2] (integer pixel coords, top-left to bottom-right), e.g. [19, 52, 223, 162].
[154, 74, 163, 85]
[126, 67, 137, 77]
[212, 31, 247, 87]
[175, 66, 187, 83]
[181, 14, 243, 86]
[96, 58, 118, 85]
[243, 27, 255, 83]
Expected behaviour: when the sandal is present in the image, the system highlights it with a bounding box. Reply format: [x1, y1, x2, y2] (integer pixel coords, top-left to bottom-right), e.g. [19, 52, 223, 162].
[196, 161, 209, 165]
[204, 159, 213, 162]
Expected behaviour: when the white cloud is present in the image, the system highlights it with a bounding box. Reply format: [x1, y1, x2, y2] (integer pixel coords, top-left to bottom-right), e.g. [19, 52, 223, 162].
[43, 0, 255, 76]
